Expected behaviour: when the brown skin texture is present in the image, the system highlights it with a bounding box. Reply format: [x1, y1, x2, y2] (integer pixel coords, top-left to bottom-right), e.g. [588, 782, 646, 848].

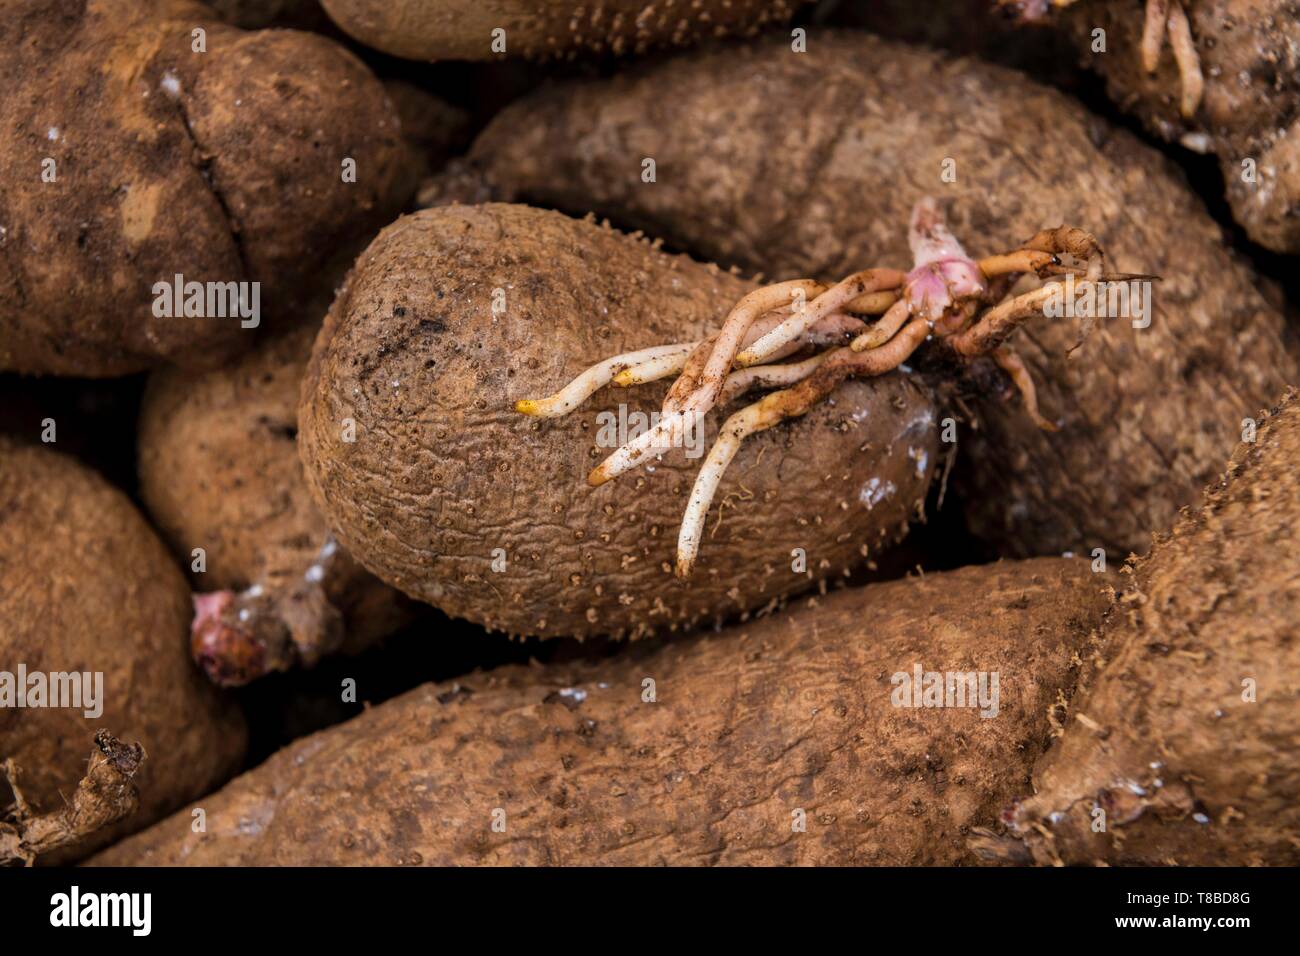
[92, 557, 1108, 866]
[139, 318, 415, 684]
[993, 391, 1300, 865]
[0, 0, 414, 376]
[1054, 0, 1300, 253]
[319, 0, 803, 62]
[0, 438, 247, 860]
[299, 203, 938, 640]
[427, 31, 1299, 562]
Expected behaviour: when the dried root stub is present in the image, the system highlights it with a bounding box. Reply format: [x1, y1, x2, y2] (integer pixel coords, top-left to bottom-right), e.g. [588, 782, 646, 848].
[190, 540, 350, 686]
[519, 198, 1130, 577]
[974, 389, 1300, 866]
[2, 732, 145, 867]
[189, 537, 411, 686]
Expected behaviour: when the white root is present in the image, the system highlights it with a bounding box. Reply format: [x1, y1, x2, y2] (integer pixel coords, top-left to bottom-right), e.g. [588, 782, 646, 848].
[675, 401, 769, 578]
[717, 352, 829, 406]
[612, 347, 695, 387]
[588, 409, 694, 486]
[516, 343, 695, 417]
[735, 271, 900, 368]
[851, 298, 913, 352]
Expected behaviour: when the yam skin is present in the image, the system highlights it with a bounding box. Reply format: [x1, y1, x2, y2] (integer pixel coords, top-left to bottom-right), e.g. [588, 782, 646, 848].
[298, 203, 938, 640]
[994, 391, 1300, 866]
[318, 0, 803, 62]
[427, 31, 1299, 560]
[0, 0, 414, 376]
[91, 557, 1108, 866]
[1052, 0, 1300, 254]
[0, 438, 247, 859]
[139, 319, 415, 684]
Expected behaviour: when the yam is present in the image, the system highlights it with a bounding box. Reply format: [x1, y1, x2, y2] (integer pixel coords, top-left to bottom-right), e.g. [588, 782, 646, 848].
[91, 557, 1108, 865]
[318, 0, 804, 62]
[298, 203, 938, 639]
[985, 390, 1300, 865]
[0, 0, 414, 375]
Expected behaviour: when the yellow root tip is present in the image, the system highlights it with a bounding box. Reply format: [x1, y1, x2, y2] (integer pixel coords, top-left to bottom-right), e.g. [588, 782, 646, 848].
[515, 399, 539, 415]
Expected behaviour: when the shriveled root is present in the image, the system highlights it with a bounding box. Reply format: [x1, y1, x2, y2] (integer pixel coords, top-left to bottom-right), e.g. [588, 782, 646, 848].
[949, 227, 1115, 356]
[1, 731, 145, 866]
[949, 284, 1061, 356]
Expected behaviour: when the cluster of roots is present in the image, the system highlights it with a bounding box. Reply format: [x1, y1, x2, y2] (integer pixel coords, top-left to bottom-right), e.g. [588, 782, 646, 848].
[519, 198, 1134, 576]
